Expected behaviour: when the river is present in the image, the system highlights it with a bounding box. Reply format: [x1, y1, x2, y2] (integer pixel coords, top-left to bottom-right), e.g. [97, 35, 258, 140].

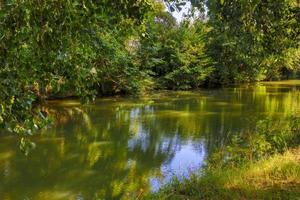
[0, 80, 300, 199]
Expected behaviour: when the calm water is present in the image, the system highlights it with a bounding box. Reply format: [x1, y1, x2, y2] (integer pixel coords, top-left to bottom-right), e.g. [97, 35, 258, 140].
[1, 81, 300, 200]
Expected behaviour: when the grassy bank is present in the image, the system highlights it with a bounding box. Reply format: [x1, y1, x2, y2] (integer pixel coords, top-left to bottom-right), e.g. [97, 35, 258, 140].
[147, 116, 300, 200]
[148, 148, 300, 200]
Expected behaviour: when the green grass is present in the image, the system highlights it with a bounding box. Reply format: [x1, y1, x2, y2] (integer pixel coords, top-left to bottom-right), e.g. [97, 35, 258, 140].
[147, 148, 300, 200]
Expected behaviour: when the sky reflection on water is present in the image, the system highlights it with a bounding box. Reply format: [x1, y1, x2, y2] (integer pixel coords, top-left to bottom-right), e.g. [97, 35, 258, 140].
[0, 81, 300, 199]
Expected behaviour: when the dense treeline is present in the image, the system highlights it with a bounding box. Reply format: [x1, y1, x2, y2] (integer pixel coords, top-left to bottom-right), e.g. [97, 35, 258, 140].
[207, 0, 300, 83]
[0, 0, 299, 135]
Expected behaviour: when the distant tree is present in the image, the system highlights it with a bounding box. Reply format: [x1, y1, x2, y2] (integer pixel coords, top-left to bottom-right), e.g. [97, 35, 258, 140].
[138, 4, 213, 89]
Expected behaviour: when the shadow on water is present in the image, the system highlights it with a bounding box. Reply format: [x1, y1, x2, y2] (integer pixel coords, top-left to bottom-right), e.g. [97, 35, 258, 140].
[0, 80, 300, 199]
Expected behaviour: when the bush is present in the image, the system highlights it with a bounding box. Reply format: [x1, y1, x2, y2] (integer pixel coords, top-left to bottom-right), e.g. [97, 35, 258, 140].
[209, 115, 300, 168]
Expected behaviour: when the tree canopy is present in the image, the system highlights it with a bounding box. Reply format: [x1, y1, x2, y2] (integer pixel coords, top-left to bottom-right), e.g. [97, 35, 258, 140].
[0, 0, 299, 137]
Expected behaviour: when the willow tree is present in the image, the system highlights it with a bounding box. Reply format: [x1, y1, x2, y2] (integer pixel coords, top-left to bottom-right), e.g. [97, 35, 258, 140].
[0, 0, 153, 135]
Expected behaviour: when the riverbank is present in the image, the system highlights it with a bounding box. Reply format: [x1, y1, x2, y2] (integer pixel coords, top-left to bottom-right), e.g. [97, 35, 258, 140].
[148, 148, 300, 200]
[147, 114, 300, 200]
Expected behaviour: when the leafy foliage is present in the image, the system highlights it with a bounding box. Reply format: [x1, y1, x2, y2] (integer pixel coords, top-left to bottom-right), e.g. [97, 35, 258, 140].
[206, 0, 300, 84]
[139, 7, 213, 89]
[0, 0, 153, 135]
[0, 0, 299, 137]
[209, 115, 300, 168]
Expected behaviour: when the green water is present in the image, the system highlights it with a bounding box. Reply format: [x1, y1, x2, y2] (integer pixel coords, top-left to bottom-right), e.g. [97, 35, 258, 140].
[1, 81, 300, 200]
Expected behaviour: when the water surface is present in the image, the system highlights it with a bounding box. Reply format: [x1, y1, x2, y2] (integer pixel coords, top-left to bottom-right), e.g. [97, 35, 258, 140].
[0, 81, 300, 199]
